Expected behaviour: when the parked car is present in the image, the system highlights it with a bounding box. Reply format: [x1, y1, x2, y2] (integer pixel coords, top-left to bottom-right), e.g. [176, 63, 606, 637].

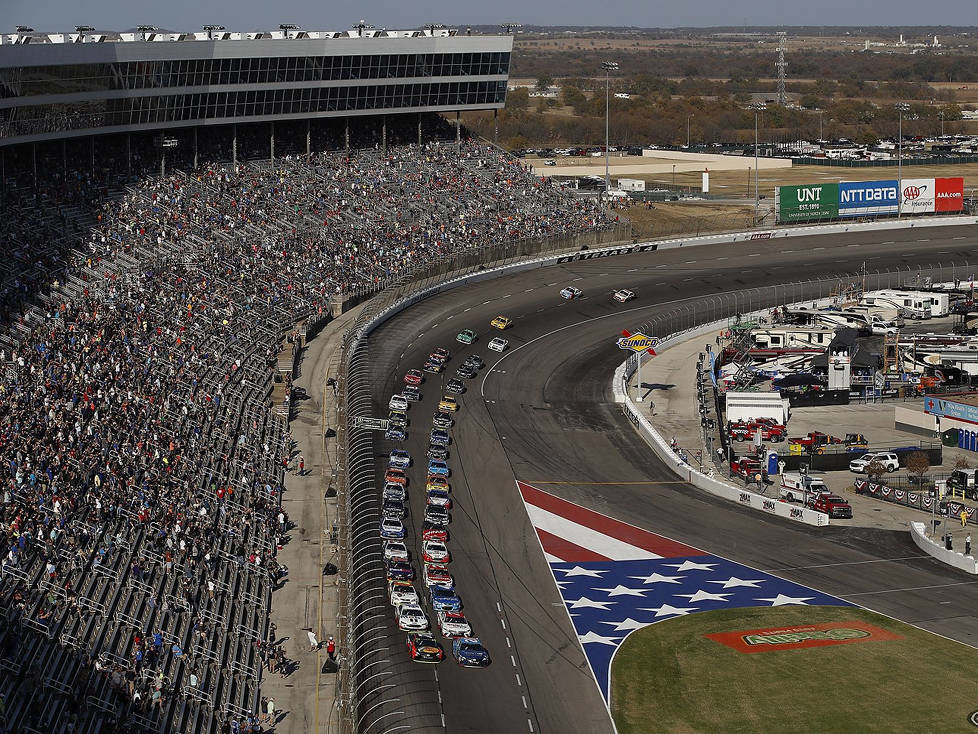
[849, 452, 900, 474]
[808, 492, 853, 519]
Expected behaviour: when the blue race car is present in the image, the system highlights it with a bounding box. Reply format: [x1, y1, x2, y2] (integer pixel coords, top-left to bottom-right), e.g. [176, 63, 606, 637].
[385, 427, 406, 441]
[430, 429, 450, 446]
[452, 637, 491, 668]
[389, 449, 411, 469]
[427, 459, 450, 477]
[430, 586, 462, 612]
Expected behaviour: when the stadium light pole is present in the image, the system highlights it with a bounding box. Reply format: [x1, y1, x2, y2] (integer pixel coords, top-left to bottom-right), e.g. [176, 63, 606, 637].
[754, 112, 760, 225]
[601, 61, 619, 197]
[687, 114, 694, 148]
[898, 107, 903, 219]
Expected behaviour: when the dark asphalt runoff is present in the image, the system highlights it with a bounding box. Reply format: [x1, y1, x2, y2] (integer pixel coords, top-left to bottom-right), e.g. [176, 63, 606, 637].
[364, 223, 978, 733]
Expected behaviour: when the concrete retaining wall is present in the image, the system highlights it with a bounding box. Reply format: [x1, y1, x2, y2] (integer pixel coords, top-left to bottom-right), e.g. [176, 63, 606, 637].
[910, 521, 978, 574]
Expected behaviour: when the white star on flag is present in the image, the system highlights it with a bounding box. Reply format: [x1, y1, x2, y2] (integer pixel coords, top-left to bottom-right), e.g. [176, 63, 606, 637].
[600, 617, 652, 632]
[568, 596, 616, 610]
[640, 603, 698, 618]
[674, 589, 732, 603]
[663, 560, 717, 572]
[578, 631, 622, 646]
[707, 576, 765, 589]
[756, 593, 814, 607]
[596, 585, 648, 597]
[558, 566, 607, 578]
[628, 572, 684, 585]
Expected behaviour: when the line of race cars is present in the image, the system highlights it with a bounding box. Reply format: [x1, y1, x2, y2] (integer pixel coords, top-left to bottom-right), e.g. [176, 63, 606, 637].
[379, 344, 492, 667]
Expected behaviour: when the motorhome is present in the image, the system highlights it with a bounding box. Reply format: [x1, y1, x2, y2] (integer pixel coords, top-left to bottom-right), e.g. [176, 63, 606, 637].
[862, 290, 950, 319]
[788, 307, 897, 334]
[750, 326, 836, 350]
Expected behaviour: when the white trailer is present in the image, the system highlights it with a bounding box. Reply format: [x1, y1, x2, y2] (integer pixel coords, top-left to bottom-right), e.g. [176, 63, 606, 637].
[724, 391, 790, 426]
[862, 290, 949, 319]
[779, 472, 829, 504]
[617, 178, 646, 192]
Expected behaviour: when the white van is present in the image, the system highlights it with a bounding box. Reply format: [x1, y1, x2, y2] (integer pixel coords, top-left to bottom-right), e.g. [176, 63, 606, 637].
[779, 472, 828, 503]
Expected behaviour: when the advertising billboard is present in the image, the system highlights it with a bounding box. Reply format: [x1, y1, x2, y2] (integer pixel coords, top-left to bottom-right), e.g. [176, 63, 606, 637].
[900, 178, 936, 214]
[776, 183, 839, 222]
[838, 180, 899, 217]
[935, 176, 965, 212]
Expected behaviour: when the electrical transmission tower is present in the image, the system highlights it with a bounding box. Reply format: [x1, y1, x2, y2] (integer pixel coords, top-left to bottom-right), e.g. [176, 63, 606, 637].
[776, 32, 787, 106]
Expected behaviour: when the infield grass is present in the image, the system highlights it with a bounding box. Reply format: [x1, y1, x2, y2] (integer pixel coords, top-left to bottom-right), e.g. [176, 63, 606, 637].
[611, 605, 978, 734]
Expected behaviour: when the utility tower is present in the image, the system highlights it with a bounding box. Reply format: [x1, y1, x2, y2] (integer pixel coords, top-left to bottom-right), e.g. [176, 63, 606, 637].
[776, 32, 787, 106]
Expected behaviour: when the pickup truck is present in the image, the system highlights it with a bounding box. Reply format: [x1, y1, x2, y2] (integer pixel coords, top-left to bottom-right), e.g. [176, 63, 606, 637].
[807, 492, 853, 519]
[789, 432, 868, 455]
[729, 419, 787, 443]
[730, 457, 766, 481]
[947, 469, 978, 500]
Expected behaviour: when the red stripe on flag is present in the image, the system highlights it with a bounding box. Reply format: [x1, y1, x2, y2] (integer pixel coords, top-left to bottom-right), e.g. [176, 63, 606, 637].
[535, 528, 613, 563]
[518, 481, 705, 559]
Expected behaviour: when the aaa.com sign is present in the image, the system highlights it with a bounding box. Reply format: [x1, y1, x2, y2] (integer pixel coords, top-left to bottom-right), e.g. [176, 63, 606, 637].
[706, 621, 901, 654]
[901, 177, 964, 214]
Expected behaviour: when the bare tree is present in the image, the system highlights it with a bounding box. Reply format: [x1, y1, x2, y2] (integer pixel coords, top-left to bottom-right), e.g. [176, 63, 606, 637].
[865, 458, 888, 485]
[955, 456, 972, 470]
[906, 451, 931, 488]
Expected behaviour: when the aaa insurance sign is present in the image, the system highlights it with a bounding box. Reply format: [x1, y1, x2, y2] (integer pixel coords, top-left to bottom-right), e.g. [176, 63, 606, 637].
[839, 180, 899, 217]
[901, 177, 964, 214]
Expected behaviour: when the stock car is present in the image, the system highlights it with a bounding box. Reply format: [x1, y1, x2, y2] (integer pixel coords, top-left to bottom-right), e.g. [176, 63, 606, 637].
[388, 449, 411, 469]
[438, 611, 472, 638]
[423, 563, 454, 588]
[382, 499, 407, 520]
[384, 427, 406, 442]
[463, 355, 484, 370]
[406, 633, 444, 663]
[386, 561, 415, 582]
[430, 429, 450, 446]
[422, 540, 451, 564]
[389, 394, 409, 412]
[487, 337, 509, 353]
[430, 586, 462, 612]
[455, 365, 477, 380]
[432, 411, 454, 430]
[431, 347, 451, 363]
[424, 505, 450, 526]
[383, 483, 406, 501]
[426, 475, 450, 491]
[456, 329, 477, 345]
[426, 488, 452, 509]
[384, 468, 408, 486]
[452, 637, 491, 667]
[402, 385, 421, 402]
[423, 360, 444, 374]
[613, 289, 636, 303]
[383, 541, 410, 563]
[490, 315, 513, 330]
[387, 411, 408, 429]
[380, 518, 405, 539]
[438, 396, 459, 412]
[560, 286, 583, 300]
[427, 459, 450, 477]
[404, 369, 424, 386]
[397, 604, 429, 632]
[445, 378, 466, 395]
[422, 523, 449, 542]
[389, 580, 420, 608]
[426, 444, 449, 460]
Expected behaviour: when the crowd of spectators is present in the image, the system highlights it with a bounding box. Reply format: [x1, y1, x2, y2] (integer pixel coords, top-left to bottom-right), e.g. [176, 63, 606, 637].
[0, 114, 615, 733]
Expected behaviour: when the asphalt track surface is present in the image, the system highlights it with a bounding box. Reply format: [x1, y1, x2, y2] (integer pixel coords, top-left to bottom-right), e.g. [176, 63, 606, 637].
[364, 223, 978, 733]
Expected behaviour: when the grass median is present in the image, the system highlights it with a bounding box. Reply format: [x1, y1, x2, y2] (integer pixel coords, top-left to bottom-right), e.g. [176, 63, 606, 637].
[611, 605, 978, 734]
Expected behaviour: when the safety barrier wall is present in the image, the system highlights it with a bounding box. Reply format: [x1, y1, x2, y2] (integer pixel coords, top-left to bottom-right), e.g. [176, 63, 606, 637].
[338, 215, 978, 730]
[910, 522, 978, 574]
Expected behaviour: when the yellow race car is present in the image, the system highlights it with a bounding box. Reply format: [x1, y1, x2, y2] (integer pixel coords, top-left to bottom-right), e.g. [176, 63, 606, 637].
[438, 396, 459, 412]
[490, 315, 513, 330]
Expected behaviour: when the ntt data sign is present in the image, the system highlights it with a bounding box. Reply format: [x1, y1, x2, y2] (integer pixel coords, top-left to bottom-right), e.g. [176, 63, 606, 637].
[839, 180, 899, 217]
[775, 184, 839, 222]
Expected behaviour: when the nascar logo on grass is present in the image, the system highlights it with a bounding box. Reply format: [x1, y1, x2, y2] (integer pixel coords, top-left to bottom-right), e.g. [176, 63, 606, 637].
[517, 481, 853, 704]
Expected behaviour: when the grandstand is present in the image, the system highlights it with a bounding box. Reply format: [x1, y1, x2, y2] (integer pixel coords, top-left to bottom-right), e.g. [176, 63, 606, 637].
[0, 22, 615, 734]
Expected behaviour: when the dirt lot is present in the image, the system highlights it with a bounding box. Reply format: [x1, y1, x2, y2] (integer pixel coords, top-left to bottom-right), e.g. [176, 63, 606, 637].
[624, 201, 755, 239]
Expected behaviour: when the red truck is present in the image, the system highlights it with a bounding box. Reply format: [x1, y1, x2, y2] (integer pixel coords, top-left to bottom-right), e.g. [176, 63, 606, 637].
[807, 492, 853, 519]
[729, 419, 787, 443]
[729, 457, 766, 481]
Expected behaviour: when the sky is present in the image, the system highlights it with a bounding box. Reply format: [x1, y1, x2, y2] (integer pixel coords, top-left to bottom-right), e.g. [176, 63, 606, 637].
[6, 0, 978, 33]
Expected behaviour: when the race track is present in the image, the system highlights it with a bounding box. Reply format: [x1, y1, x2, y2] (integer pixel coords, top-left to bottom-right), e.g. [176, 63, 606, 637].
[363, 223, 978, 733]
